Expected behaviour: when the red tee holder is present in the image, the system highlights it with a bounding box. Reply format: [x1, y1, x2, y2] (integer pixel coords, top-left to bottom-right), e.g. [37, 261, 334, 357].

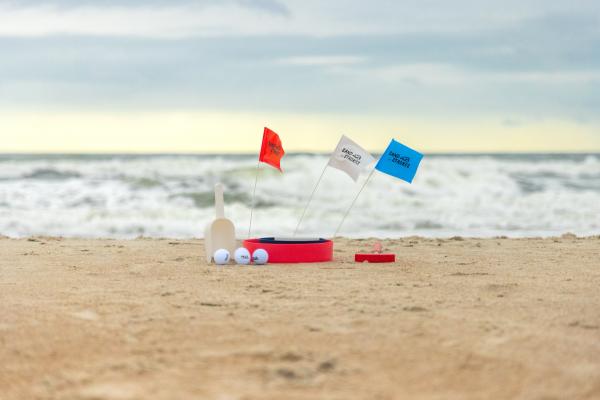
[355, 253, 396, 263]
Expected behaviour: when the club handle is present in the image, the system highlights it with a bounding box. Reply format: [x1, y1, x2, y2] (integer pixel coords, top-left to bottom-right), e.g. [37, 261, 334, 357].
[214, 183, 225, 218]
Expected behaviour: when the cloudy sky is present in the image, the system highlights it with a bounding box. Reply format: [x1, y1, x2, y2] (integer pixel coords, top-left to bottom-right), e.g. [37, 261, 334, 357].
[1, 0, 599, 152]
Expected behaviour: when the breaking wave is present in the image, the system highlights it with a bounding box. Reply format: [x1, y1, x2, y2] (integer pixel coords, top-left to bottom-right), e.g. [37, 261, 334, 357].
[0, 153, 599, 238]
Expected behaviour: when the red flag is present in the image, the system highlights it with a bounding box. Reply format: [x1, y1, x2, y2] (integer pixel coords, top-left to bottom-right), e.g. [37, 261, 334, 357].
[259, 127, 285, 171]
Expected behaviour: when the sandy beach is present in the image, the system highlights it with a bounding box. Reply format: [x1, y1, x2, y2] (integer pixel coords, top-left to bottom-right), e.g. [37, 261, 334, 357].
[1, 235, 599, 399]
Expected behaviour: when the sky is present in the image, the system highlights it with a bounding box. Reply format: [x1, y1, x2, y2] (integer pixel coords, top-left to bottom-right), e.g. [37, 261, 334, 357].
[0, 0, 599, 153]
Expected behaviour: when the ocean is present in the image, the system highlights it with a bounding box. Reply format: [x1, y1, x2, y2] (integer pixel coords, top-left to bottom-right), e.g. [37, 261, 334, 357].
[0, 153, 599, 238]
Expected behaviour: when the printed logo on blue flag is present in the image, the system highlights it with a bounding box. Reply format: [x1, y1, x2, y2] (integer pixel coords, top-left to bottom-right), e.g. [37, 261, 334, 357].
[375, 139, 423, 183]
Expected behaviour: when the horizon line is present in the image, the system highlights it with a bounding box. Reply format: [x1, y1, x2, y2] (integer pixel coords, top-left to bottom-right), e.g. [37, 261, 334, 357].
[1, 151, 599, 156]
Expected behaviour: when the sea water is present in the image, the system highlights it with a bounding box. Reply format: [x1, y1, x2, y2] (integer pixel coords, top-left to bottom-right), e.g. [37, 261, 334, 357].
[0, 153, 599, 238]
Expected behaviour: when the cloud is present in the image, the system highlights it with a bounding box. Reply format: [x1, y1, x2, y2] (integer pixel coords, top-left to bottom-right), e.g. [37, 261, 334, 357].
[277, 55, 366, 66]
[0, 0, 599, 125]
[1, 0, 597, 39]
[343, 63, 600, 86]
[237, 0, 290, 16]
[0, 3, 292, 38]
[502, 118, 525, 127]
[2, 0, 290, 15]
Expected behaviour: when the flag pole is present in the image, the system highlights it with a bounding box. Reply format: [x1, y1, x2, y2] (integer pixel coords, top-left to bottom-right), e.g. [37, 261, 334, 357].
[293, 162, 328, 236]
[248, 159, 261, 238]
[333, 168, 375, 238]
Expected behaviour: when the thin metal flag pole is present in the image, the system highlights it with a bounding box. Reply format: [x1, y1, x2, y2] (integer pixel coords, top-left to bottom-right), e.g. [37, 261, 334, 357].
[333, 168, 376, 238]
[248, 158, 261, 238]
[293, 162, 328, 236]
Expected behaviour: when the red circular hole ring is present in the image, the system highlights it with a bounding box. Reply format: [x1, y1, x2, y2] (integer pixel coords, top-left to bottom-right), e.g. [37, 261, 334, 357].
[243, 238, 333, 263]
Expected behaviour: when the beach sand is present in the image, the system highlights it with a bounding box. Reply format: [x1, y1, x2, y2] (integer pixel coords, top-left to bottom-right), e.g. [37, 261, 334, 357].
[1, 236, 599, 399]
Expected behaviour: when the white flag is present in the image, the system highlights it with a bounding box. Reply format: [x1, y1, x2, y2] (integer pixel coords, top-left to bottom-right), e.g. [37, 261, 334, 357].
[327, 135, 375, 182]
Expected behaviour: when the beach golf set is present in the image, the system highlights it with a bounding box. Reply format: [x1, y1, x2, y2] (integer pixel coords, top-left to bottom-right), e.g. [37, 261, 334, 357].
[204, 127, 423, 265]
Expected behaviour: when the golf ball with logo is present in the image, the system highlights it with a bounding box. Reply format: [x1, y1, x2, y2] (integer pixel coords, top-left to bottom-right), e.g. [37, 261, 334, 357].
[252, 248, 269, 265]
[213, 248, 230, 265]
[234, 247, 251, 265]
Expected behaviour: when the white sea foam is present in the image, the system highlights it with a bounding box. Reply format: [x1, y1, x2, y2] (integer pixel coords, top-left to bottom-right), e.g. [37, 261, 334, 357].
[0, 154, 599, 238]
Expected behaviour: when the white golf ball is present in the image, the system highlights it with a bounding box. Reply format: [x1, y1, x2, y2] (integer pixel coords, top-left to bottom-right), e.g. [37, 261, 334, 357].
[213, 248, 230, 265]
[252, 248, 269, 265]
[234, 247, 251, 265]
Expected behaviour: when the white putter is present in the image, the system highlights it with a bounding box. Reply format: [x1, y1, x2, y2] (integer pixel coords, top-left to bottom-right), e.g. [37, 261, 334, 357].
[204, 183, 236, 263]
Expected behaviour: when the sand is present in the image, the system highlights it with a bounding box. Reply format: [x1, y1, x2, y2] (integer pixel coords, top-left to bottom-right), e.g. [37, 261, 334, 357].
[1, 235, 599, 400]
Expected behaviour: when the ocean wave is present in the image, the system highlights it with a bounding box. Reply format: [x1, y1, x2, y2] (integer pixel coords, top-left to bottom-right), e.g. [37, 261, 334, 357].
[0, 153, 599, 238]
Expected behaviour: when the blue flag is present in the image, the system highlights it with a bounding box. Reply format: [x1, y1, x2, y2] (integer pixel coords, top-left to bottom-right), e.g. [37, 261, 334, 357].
[375, 139, 423, 183]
